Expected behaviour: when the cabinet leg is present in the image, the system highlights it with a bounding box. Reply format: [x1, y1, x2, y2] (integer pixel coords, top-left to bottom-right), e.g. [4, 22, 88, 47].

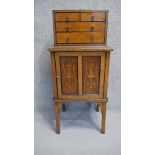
[101, 102, 107, 134]
[55, 102, 60, 134]
[62, 103, 66, 112]
[95, 103, 99, 112]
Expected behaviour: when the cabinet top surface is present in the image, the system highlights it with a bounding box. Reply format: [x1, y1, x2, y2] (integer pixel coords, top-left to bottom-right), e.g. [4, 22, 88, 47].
[48, 45, 113, 52]
[53, 10, 109, 12]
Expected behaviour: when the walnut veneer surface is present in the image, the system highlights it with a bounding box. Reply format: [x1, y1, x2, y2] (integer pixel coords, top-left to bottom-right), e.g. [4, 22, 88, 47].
[49, 10, 113, 134]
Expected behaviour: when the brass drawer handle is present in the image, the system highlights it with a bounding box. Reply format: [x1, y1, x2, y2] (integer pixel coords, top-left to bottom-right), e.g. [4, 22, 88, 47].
[65, 16, 69, 21]
[66, 26, 69, 31]
[90, 26, 94, 31]
[91, 16, 94, 21]
[66, 37, 69, 42]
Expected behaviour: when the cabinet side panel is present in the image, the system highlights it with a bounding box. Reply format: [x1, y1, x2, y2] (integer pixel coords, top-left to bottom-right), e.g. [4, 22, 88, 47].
[82, 56, 101, 94]
[50, 52, 58, 98]
[60, 56, 78, 95]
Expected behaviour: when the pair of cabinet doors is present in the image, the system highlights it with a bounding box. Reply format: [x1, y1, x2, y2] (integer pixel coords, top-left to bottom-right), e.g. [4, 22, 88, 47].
[54, 52, 106, 99]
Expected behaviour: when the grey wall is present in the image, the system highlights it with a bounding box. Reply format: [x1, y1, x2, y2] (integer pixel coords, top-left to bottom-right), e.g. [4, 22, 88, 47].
[34, 0, 121, 110]
[34, 1, 121, 155]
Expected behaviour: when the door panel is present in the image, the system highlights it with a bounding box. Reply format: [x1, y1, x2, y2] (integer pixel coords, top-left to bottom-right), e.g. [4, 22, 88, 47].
[55, 52, 105, 99]
[60, 56, 78, 95]
[82, 56, 101, 94]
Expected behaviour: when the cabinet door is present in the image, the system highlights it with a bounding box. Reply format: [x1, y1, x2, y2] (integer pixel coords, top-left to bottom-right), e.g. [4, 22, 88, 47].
[82, 56, 101, 94]
[55, 52, 105, 99]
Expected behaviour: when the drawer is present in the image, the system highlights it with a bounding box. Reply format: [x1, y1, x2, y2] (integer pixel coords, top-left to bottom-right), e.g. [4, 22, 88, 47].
[56, 32, 105, 44]
[56, 22, 105, 32]
[55, 13, 80, 21]
[81, 12, 106, 21]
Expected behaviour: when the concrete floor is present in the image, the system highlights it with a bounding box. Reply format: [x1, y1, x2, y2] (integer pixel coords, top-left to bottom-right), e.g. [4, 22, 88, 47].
[34, 103, 121, 155]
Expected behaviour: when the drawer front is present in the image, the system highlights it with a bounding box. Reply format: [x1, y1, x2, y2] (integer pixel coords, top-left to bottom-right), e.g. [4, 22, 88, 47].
[56, 22, 105, 32]
[55, 13, 80, 21]
[81, 12, 106, 21]
[56, 32, 105, 44]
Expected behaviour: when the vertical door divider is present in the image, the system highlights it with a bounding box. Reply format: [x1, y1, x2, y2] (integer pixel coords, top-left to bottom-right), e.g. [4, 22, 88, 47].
[78, 55, 82, 95]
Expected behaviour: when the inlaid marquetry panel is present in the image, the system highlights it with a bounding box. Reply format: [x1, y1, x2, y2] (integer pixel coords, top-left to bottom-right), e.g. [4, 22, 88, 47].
[82, 56, 101, 94]
[60, 56, 78, 95]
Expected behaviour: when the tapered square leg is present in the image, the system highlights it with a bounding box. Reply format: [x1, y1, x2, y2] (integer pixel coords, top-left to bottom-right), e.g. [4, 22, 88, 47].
[95, 103, 99, 112]
[54, 102, 60, 134]
[62, 103, 66, 112]
[101, 102, 107, 134]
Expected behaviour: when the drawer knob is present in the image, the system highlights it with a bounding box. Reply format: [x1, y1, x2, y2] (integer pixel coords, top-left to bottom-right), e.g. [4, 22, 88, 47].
[90, 26, 94, 31]
[65, 16, 69, 21]
[66, 26, 69, 31]
[91, 16, 94, 21]
[66, 37, 69, 42]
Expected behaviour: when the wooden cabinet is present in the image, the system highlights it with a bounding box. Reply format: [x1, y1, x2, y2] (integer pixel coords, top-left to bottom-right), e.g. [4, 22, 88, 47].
[48, 10, 113, 134]
[53, 10, 108, 45]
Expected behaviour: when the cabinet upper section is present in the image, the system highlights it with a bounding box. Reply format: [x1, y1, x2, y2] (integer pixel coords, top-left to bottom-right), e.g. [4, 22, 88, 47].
[53, 10, 109, 46]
